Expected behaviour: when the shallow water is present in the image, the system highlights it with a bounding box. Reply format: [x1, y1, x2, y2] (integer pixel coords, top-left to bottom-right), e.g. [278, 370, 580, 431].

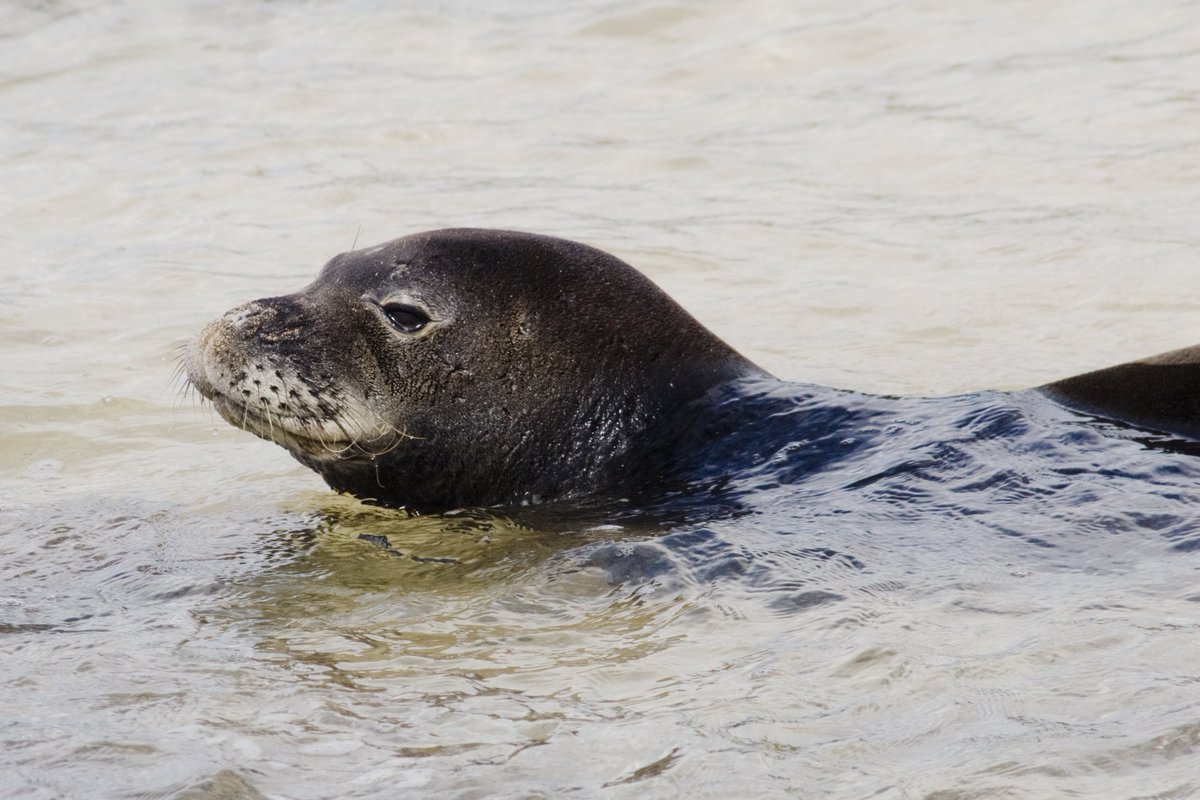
[3, 1, 1200, 798]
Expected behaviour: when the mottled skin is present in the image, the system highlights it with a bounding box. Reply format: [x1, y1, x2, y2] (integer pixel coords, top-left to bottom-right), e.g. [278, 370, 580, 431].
[188, 228, 1200, 511]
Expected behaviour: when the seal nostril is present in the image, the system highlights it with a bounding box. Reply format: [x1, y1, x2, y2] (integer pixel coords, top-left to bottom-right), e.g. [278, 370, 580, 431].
[229, 304, 270, 332]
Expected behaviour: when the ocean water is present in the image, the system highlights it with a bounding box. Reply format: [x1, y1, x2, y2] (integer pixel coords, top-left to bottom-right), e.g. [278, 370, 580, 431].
[2, 1, 1199, 798]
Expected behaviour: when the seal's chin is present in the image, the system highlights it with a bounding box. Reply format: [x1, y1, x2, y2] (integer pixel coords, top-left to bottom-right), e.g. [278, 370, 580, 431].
[205, 393, 379, 462]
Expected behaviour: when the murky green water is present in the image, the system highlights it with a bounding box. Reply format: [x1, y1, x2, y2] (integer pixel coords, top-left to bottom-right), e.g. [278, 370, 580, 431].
[3, 1, 1200, 797]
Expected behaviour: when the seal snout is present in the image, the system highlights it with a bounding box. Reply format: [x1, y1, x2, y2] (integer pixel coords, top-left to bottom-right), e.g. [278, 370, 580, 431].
[186, 292, 403, 461]
[186, 299, 282, 400]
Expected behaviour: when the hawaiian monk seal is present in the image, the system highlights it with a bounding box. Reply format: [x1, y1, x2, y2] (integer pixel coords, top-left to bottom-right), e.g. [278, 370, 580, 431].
[186, 229, 1200, 512]
[187, 229, 762, 510]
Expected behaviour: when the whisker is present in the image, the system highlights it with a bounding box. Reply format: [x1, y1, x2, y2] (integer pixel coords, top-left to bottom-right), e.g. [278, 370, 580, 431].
[162, 357, 193, 406]
[339, 412, 401, 457]
[325, 417, 364, 455]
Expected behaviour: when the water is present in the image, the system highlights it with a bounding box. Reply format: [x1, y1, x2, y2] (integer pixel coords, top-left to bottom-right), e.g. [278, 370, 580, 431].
[2, 1, 1200, 797]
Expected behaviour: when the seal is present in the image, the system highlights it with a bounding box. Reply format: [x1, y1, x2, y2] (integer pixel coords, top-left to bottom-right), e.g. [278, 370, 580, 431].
[187, 228, 1200, 512]
[187, 229, 763, 510]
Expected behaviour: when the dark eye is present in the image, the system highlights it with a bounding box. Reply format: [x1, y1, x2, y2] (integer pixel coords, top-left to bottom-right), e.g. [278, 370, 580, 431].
[381, 303, 430, 334]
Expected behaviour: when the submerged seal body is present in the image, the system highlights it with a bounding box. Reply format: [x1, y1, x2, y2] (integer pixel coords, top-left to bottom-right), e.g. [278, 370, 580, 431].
[187, 229, 1200, 512]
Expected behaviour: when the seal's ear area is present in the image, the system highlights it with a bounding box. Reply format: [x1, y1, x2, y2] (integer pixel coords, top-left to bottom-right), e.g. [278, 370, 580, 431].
[1040, 344, 1200, 439]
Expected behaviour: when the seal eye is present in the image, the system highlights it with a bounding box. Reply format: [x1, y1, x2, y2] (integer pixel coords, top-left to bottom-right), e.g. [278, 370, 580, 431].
[381, 303, 430, 334]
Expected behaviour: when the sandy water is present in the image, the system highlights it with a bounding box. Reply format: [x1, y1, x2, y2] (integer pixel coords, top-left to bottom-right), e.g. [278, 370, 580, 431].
[2, 1, 1200, 797]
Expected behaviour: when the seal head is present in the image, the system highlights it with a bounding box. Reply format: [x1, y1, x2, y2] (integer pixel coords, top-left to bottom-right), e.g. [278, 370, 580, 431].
[187, 229, 764, 510]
